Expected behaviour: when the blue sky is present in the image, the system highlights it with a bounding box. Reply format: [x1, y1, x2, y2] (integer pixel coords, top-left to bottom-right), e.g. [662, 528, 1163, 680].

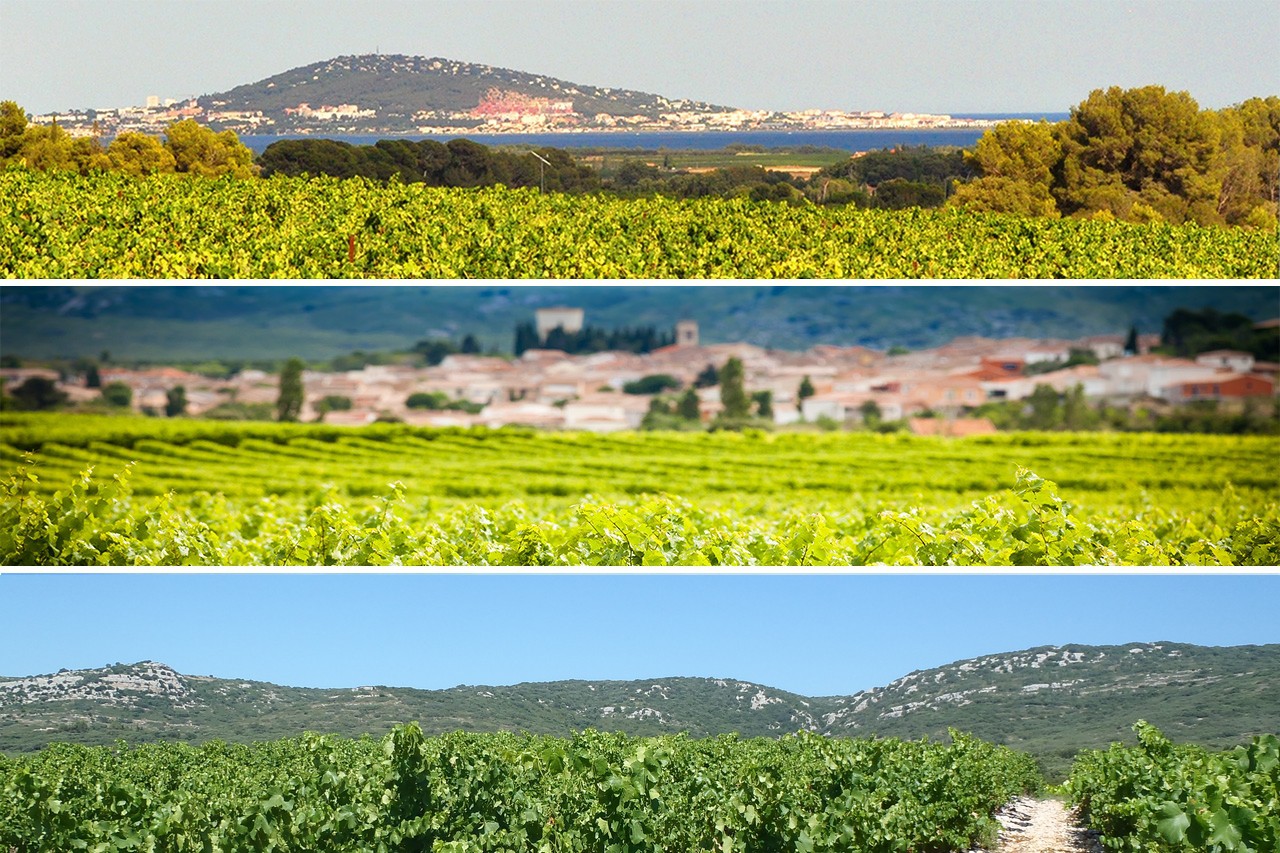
[2, 574, 1276, 696]
[5, 0, 1276, 115]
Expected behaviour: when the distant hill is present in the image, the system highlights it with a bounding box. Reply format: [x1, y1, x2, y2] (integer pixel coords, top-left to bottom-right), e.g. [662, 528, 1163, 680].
[821, 641, 1280, 778]
[4, 642, 1276, 779]
[199, 54, 731, 130]
[1, 285, 1274, 363]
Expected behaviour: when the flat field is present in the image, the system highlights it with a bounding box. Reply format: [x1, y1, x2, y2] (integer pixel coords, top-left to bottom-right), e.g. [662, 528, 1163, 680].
[3, 415, 1276, 566]
[4, 171, 1275, 277]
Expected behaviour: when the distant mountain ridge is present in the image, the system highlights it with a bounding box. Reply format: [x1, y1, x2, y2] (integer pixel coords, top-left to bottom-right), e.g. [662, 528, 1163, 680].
[4, 642, 1276, 778]
[200, 54, 731, 127]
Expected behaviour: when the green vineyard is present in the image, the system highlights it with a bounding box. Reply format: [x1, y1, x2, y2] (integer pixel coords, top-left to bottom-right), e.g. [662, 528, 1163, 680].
[3, 415, 1277, 565]
[3, 721, 1274, 853]
[0, 726, 1041, 853]
[1067, 723, 1279, 852]
[3, 169, 1275, 277]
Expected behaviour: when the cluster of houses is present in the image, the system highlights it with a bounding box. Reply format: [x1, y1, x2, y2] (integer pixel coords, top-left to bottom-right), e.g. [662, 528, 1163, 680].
[6, 319, 1276, 433]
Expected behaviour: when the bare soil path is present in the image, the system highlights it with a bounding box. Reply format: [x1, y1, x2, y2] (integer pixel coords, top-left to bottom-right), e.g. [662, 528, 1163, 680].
[977, 796, 1103, 853]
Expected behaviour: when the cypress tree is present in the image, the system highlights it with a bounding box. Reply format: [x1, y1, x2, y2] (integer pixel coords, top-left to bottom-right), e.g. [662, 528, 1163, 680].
[797, 375, 816, 410]
[719, 357, 750, 419]
[678, 388, 701, 420]
[276, 358, 305, 422]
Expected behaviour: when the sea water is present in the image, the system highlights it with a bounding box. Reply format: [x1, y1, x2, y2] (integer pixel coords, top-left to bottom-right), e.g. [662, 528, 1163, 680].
[239, 115, 1068, 155]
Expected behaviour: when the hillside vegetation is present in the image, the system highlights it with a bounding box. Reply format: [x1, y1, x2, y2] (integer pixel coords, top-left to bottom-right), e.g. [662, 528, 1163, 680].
[204, 54, 730, 120]
[3, 643, 1276, 782]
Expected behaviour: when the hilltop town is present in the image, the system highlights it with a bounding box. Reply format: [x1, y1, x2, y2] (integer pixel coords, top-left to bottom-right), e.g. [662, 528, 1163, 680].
[27, 53, 1006, 138]
[5, 310, 1275, 433]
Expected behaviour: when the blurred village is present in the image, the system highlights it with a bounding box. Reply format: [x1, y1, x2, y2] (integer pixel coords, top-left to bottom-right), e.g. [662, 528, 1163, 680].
[3, 307, 1276, 435]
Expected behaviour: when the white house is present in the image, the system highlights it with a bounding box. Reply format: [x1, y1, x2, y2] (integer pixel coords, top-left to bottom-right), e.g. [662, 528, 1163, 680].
[1195, 350, 1256, 374]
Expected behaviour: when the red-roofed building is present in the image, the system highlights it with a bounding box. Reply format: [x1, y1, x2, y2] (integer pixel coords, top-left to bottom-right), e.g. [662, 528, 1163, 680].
[1167, 374, 1273, 402]
[967, 357, 1026, 381]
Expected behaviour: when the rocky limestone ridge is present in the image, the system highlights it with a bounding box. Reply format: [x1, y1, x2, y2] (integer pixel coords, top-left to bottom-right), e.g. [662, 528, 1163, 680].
[820, 642, 1219, 729]
[4, 641, 1273, 762]
[0, 661, 201, 710]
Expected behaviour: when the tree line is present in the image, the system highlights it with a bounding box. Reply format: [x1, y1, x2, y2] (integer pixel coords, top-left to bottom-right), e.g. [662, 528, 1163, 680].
[257, 137, 601, 192]
[948, 88, 1279, 228]
[513, 322, 675, 356]
[1, 102, 255, 177]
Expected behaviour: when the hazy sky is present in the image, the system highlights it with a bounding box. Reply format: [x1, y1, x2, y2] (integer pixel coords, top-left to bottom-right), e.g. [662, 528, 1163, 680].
[3, 574, 1277, 696]
[5, 0, 1276, 115]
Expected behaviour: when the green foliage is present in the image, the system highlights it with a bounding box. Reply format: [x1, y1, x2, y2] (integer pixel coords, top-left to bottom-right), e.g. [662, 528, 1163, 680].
[817, 145, 973, 193]
[1057, 86, 1222, 225]
[164, 386, 187, 418]
[0, 104, 254, 180]
[7, 377, 68, 411]
[718, 358, 750, 420]
[276, 358, 305, 422]
[315, 395, 353, 421]
[1023, 349, 1100, 375]
[751, 390, 774, 419]
[797, 375, 815, 410]
[0, 726, 1041, 853]
[951, 88, 1280, 227]
[1162, 306, 1279, 362]
[107, 131, 177, 176]
[405, 392, 448, 410]
[949, 174, 1060, 217]
[1, 420, 1277, 566]
[1066, 723, 1279, 853]
[520, 322, 675, 356]
[972, 120, 1064, 186]
[412, 337, 460, 366]
[202, 401, 276, 421]
[319, 395, 352, 411]
[869, 178, 945, 210]
[99, 382, 132, 408]
[259, 137, 601, 193]
[2, 171, 1274, 277]
[676, 388, 701, 421]
[694, 364, 720, 388]
[623, 374, 680, 395]
[405, 393, 481, 413]
[1025, 383, 1064, 430]
[0, 100, 27, 161]
[163, 119, 257, 179]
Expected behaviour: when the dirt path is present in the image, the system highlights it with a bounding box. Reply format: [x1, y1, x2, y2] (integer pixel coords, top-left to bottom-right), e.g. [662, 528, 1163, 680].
[976, 796, 1102, 853]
